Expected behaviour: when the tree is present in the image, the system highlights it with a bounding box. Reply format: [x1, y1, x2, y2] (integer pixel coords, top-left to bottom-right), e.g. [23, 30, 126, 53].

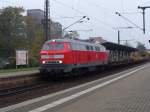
[24, 16, 37, 47]
[0, 7, 26, 58]
[136, 42, 147, 57]
[136, 42, 146, 51]
[0, 33, 4, 56]
[30, 29, 44, 58]
[24, 16, 45, 66]
[64, 31, 79, 39]
[0, 7, 46, 67]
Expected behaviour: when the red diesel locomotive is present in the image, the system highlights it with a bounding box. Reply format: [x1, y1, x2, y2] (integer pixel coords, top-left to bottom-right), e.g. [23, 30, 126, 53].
[40, 39, 109, 74]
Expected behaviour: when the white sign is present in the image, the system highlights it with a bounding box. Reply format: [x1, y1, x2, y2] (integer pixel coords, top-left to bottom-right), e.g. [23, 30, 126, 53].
[16, 50, 28, 66]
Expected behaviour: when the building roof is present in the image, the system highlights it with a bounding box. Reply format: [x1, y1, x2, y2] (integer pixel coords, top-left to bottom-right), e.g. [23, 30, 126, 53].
[102, 42, 138, 52]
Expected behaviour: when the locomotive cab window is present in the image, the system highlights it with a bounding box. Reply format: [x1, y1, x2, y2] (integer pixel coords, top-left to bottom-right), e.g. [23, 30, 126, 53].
[90, 46, 93, 51]
[55, 43, 64, 50]
[42, 43, 53, 50]
[95, 47, 100, 51]
[42, 43, 64, 50]
[86, 46, 90, 51]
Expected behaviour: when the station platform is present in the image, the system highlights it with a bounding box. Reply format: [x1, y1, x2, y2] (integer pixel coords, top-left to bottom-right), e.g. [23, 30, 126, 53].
[0, 63, 150, 112]
[53, 64, 150, 112]
[0, 69, 39, 78]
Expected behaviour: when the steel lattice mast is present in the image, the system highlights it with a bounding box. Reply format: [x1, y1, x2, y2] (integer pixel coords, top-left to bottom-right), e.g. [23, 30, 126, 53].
[44, 0, 51, 41]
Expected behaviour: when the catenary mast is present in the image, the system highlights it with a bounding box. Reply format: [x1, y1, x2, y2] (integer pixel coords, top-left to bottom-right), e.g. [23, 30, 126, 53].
[44, 0, 51, 40]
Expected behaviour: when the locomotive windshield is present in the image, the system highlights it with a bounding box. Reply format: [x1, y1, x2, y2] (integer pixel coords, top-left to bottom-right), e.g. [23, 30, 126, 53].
[42, 43, 64, 50]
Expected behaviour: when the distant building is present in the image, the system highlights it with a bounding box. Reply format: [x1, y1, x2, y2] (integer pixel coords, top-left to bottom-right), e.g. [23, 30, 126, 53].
[51, 21, 62, 39]
[27, 9, 44, 24]
[27, 9, 63, 39]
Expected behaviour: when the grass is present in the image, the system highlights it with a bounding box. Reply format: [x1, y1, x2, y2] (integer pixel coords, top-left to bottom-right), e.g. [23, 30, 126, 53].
[0, 67, 39, 74]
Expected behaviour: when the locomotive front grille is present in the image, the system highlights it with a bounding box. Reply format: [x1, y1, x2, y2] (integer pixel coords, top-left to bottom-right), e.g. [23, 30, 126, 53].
[46, 60, 62, 64]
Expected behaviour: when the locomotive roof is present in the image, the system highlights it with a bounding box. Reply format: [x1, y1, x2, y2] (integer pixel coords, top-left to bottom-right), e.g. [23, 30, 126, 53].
[46, 39, 105, 47]
[102, 42, 138, 52]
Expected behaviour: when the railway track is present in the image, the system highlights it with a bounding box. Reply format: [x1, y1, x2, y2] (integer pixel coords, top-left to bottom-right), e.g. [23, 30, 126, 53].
[0, 61, 148, 108]
[0, 73, 41, 90]
[0, 82, 49, 98]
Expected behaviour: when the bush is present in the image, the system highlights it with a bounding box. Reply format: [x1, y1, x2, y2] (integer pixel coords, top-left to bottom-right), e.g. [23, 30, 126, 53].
[8, 57, 16, 68]
[0, 56, 40, 69]
[29, 57, 40, 67]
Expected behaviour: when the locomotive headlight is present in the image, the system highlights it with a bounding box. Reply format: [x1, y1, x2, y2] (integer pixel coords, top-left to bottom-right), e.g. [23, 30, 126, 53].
[42, 61, 46, 64]
[59, 60, 63, 64]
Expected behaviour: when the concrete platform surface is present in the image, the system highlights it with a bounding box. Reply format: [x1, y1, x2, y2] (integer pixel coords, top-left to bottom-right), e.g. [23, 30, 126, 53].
[0, 63, 150, 112]
[51, 64, 150, 112]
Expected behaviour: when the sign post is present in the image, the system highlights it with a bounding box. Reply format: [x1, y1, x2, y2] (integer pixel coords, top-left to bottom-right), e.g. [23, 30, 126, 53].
[16, 50, 29, 69]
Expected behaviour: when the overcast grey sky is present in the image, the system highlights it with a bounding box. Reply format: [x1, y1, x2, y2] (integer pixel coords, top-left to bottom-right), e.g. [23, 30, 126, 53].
[0, 0, 150, 48]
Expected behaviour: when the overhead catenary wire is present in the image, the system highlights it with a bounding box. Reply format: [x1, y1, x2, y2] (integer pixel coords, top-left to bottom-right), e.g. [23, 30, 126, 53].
[51, 0, 138, 42]
[51, 0, 114, 30]
[121, 12, 142, 14]
[82, 0, 128, 28]
[52, 16, 84, 19]
[115, 12, 143, 31]
[84, 0, 116, 14]
[78, 0, 141, 38]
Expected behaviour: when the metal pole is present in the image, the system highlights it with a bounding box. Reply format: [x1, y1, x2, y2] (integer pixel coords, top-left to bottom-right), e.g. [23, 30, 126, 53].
[138, 6, 150, 34]
[46, 0, 48, 40]
[126, 40, 128, 46]
[142, 8, 146, 34]
[49, 0, 51, 40]
[118, 30, 120, 44]
[44, 0, 50, 41]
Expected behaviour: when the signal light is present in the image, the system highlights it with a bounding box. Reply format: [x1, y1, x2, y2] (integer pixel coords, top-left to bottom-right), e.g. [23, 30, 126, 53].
[149, 40, 150, 43]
